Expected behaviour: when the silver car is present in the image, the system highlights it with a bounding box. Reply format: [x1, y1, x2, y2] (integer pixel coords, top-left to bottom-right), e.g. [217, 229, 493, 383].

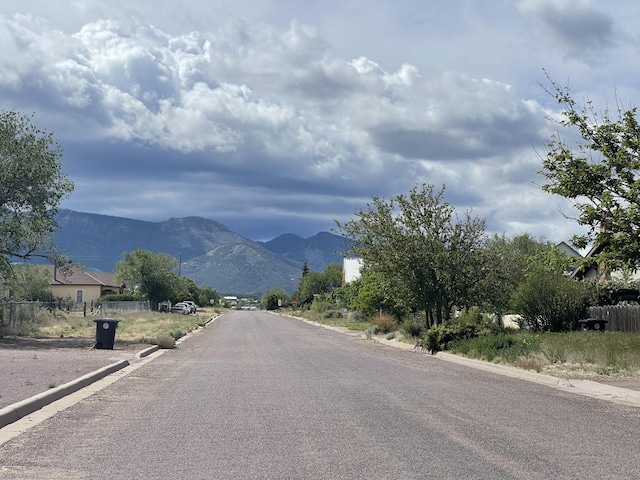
[171, 302, 190, 314]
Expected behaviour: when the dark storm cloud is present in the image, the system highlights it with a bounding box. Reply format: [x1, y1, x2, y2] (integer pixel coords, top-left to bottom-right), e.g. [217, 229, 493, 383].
[513, 0, 616, 61]
[1, 0, 638, 244]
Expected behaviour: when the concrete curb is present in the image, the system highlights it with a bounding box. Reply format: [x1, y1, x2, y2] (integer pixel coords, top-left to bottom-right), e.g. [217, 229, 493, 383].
[560, 379, 640, 407]
[0, 359, 129, 429]
[433, 351, 574, 387]
[135, 345, 159, 359]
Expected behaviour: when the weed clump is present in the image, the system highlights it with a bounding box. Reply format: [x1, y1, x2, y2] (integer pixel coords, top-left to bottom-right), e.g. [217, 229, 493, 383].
[371, 313, 398, 334]
[154, 334, 176, 349]
[171, 329, 185, 340]
[402, 318, 424, 339]
[365, 325, 380, 339]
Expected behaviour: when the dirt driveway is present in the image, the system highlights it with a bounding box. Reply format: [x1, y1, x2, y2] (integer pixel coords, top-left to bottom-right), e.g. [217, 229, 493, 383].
[0, 336, 150, 408]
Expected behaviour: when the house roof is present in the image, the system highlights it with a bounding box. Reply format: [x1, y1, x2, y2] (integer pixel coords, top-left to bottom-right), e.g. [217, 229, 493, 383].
[569, 243, 603, 280]
[555, 241, 583, 259]
[40, 264, 119, 287]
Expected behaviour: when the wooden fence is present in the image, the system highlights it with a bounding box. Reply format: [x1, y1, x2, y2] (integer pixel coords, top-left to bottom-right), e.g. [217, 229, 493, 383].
[586, 305, 640, 333]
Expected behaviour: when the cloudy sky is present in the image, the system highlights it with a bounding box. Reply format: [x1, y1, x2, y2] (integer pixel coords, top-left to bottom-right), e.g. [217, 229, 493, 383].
[1, 0, 638, 243]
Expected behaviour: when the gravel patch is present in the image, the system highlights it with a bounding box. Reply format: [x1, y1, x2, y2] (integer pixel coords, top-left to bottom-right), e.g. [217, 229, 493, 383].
[0, 336, 148, 408]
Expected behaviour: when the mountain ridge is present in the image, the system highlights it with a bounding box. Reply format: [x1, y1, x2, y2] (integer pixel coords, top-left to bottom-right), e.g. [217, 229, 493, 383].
[52, 209, 350, 296]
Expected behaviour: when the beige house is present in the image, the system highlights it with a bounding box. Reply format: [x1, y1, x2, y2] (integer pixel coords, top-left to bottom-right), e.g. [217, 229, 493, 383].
[40, 264, 123, 307]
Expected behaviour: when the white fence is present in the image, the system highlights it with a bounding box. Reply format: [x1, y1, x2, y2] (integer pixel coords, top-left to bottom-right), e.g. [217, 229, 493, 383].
[99, 300, 150, 315]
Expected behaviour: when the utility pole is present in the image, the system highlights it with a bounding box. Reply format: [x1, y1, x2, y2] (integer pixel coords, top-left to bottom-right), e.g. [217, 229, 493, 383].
[178, 253, 182, 276]
[194, 258, 198, 284]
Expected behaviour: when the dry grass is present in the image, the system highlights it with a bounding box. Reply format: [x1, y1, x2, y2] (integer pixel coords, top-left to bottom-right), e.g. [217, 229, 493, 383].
[37, 308, 220, 344]
[371, 313, 398, 334]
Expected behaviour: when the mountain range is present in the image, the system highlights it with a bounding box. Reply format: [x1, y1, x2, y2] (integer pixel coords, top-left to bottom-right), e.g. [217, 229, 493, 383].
[52, 209, 351, 296]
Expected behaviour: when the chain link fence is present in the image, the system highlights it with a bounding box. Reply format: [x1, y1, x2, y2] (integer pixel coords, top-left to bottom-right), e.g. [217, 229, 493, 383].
[0, 302, 49, 335]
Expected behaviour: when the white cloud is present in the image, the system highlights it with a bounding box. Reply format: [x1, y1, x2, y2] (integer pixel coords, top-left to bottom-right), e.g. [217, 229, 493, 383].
[0, 1, 638, 244]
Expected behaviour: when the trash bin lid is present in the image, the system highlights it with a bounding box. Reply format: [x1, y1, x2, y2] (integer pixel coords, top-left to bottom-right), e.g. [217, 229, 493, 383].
[94, 318, 119, 329]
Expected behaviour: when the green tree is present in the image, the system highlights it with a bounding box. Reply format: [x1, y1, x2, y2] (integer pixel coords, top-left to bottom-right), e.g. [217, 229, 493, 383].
[171, 275, 198, 304]
[301, 262, 310, 277]
[336, 184, 488, 325]
[0, 111, 74, 275]
[261, 288, 289, 310]
[349, 270, 406, 320]
[296, 263, 343, 306]
[539, 76, 640, 272]
[114, 249, 180, 304]
[0, 264, 51, 301]
[512, 265, 593, 332]
[322, 263, 343, 289]
[479, 233, 555, 319]
[194, 285, 220, 307]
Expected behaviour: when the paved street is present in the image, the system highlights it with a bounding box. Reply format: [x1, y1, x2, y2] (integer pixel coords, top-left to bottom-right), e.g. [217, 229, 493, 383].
[1, 310, 639, 479]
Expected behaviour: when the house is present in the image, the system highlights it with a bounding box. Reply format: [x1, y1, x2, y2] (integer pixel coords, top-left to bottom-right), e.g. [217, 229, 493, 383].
[556, 241, 583, 262]
[568, 243, 605, 281]
[568, 242, 640, 283]
[222, 296, 238, 307]
[554, 241, 591, 278]
[40, 264, 123, 307]
[566, 242, 640, 304]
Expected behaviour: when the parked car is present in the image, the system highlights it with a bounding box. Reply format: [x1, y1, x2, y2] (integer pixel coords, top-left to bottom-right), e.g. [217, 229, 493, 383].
[171, 302, 190, 314]
[182, 301, 197, 314]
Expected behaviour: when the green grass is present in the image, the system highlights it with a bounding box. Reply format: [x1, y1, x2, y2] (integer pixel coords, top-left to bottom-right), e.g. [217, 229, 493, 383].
[450, 332, 540, 363]
[288, 308, 371, 331]
[449, 330, 640, 378]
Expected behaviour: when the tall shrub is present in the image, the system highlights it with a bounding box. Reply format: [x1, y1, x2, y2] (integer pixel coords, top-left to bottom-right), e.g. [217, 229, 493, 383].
[513, 269, 592, 332]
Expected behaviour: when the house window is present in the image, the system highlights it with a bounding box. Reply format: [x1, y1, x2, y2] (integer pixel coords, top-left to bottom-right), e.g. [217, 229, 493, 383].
[76, 290, 84, 303]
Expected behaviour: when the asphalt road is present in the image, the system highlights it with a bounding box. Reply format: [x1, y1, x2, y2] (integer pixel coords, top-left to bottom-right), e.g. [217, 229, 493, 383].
[1, 310, 639, 479]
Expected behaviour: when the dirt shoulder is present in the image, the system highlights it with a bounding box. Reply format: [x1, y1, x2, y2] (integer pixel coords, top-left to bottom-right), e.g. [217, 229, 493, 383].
[0, 336, 150, 408]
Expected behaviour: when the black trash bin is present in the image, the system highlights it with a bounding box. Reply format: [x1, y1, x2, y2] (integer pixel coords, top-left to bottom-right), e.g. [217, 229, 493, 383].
[578, 318, 608, 331]
[94, 318, 119, 349]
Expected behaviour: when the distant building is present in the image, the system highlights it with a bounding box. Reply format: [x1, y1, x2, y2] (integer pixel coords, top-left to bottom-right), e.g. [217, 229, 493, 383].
[222, 296, 238, 307]
[40, 264, 122, 306]
[343, 257, 363, 284]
